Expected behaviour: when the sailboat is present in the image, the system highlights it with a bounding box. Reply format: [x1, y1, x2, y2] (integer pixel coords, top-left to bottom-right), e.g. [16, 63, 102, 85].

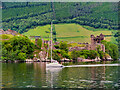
[46, 21, 63, 68]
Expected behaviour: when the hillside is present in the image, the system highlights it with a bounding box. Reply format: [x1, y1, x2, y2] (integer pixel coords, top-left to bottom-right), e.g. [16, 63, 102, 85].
[23, 23, 115, 43]
[2, 2, 118, 33]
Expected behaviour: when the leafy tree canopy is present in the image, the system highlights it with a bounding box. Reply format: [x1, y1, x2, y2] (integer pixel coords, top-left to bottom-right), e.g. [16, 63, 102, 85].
[36, 38, 42, 49]
[59, 41, 68, 52]
[101, 40, 119, 60]
[2, 36, 34, 61]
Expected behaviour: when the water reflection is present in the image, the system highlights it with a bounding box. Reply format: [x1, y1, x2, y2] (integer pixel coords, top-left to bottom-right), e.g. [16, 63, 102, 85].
[33, 62, 46, 88]
[46, 68, 62, 88]
[2, 62, 119, 89]
[57, 66, 118, 88]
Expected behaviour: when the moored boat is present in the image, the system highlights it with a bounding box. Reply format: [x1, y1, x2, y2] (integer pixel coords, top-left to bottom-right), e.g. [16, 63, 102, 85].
[46, 21, 63, 68]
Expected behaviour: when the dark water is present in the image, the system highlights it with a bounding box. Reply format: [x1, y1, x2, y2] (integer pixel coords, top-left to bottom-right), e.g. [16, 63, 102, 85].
[2, 62, 120, 89]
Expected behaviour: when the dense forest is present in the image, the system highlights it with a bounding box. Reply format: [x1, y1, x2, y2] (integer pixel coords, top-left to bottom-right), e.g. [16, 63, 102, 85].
[2, 2, 118, 33]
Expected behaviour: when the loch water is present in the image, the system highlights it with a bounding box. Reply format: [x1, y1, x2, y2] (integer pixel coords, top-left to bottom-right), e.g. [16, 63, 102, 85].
[1, 62, 120, 89]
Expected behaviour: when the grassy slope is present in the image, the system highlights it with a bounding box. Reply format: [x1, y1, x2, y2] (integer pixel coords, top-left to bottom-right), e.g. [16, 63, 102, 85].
[23, 23, 113, 43]
[23, 25, 50, 38]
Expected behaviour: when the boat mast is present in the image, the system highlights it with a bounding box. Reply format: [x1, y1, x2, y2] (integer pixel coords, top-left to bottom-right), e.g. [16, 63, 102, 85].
[51, 21, 53, 63]
[46, 35, 49, 60]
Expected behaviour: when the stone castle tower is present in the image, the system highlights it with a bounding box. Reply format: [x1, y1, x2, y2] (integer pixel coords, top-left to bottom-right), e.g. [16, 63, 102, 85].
[90, 33, 105, 52]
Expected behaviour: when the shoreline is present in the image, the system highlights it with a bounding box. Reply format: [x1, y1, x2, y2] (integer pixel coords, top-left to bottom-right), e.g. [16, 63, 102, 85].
[0, 59, 116, 63]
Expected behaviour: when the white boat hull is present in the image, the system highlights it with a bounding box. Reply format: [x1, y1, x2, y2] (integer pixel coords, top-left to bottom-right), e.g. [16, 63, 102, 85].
[46, 63, 64, 68]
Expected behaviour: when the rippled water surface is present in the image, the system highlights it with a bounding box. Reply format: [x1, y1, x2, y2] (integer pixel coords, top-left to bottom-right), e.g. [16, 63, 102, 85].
[2, 62, 120, 89]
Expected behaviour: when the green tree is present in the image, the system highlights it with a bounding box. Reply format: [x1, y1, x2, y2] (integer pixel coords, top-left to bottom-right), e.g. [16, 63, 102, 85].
[80, 50, 90, 59]
[52, 30, 56, 35]
[89, 50, 99, 59]
[98, 51, 104, 59]
[71, 50, 79, 61]
[18, 53, 26, 60]
[54, 45, 59, 49]
[101, 40, 119, 60]
[60, 41, 68, 52]
[2, 36, 34, 61]
[36, 38, 42, 49]
[77, 50, 99, 59]
[53, 50, 61, 61]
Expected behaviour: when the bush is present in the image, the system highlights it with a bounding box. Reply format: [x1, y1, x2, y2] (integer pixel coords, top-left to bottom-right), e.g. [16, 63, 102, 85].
[18, 53, 26, 60]
[54, 45, 59, 49]
[52, 50, 61, 61]
[89, 50, 99, 59]
[71, 50, 79, 61]
[71, 50, 99, 60]
[60, 41, 68, 52]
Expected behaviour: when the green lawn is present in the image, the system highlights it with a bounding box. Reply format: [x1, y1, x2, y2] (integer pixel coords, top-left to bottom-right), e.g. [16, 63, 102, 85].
[23, 23, 113, 43]
[23, 25, 50, 38]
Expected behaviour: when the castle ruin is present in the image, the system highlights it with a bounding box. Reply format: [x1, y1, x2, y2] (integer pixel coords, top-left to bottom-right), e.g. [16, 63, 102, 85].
[69, 33, 105, 52]
[89, 33, 105, 52]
